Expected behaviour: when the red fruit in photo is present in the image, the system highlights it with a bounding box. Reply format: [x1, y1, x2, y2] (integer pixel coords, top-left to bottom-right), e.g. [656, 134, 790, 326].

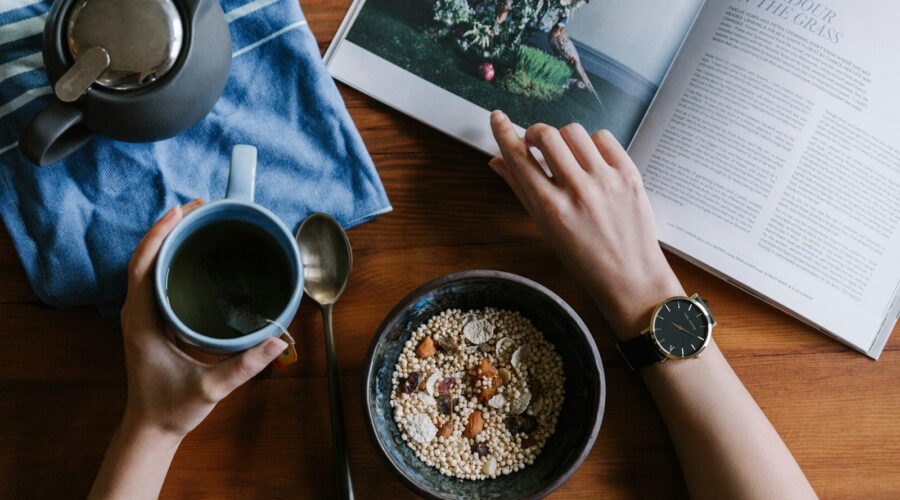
[479, 63, 495, 82]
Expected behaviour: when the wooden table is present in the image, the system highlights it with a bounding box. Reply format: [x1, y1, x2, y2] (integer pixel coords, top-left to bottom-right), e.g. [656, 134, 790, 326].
[2, 1, 899, 497]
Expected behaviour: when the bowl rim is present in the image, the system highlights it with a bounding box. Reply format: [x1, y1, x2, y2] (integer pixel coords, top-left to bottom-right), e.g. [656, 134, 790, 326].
[362, 270, 606, 500]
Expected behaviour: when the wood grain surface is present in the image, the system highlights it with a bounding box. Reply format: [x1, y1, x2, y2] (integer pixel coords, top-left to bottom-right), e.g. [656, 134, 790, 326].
[1, 1, 898, 497]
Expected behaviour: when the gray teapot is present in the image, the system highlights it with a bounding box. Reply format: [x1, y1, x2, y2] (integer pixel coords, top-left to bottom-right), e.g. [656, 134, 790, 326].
[19, 0, 232, 166]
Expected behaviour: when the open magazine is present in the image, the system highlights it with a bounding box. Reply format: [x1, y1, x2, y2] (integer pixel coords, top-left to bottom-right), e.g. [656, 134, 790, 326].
[325, 0, 900, 358]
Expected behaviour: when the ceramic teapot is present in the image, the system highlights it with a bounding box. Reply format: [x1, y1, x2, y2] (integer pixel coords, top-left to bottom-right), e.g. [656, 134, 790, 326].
[19, 0, 232, 166]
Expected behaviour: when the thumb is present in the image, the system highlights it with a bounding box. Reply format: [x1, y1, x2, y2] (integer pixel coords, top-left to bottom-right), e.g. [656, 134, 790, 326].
[206, 337, 287, 399]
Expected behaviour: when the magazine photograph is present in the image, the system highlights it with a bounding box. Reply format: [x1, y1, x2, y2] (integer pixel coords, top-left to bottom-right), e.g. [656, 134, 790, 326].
[328, 0, 703, 149]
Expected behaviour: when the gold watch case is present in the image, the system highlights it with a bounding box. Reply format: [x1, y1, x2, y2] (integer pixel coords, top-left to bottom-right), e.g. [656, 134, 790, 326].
[644, 293, 715, 362]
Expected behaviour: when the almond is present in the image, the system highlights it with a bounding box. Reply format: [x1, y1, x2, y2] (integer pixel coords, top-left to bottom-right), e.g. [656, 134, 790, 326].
[464, 410, 484, 438]
[438, 421, 454, 439]
[416, 336, 437, 359]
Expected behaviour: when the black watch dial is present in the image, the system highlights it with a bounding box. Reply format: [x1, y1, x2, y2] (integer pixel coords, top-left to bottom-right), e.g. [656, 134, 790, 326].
[651, 298, 710, 358]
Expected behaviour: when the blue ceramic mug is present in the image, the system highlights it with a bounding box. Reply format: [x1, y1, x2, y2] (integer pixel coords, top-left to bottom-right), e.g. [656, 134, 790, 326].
[154, 145, 303, 353]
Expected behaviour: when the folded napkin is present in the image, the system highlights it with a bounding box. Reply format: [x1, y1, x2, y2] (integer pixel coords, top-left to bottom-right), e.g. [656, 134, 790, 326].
[0, 0, 391, 312]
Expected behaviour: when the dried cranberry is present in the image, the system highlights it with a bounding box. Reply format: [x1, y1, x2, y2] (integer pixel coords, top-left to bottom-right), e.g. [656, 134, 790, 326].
[401, 371, 424, 394]
[471, 442, 490, 457]
[437, 377, 455, 395]
[437, 394, 452, 415]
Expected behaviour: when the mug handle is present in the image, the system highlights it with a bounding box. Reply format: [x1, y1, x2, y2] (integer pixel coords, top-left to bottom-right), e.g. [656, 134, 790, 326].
[19, 101, 94, 166]
[226, 145, 257, 203]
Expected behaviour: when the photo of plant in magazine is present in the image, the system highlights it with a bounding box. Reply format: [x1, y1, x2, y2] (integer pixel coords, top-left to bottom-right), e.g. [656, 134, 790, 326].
[346, 0, 703, 145]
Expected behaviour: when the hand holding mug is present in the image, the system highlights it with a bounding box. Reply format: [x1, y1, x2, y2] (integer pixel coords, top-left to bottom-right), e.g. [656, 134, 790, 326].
[91, 149, 298, 499]
[119, 199, 287, 439]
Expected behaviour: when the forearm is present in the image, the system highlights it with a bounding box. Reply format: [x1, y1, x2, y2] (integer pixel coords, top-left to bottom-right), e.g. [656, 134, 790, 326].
[89, 415, 182, 500]
[643, 342, 816, 499]
[597, 275, 816, 499]
[488, 115, 814, 498]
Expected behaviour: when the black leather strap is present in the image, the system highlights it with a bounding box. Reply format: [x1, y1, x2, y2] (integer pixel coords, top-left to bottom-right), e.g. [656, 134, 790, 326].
[698, 296, 716, 326]
[617, 333, 665, 370]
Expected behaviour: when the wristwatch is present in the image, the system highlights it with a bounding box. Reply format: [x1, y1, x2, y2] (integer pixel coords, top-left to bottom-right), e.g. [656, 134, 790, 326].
[617, 294, 716, 370]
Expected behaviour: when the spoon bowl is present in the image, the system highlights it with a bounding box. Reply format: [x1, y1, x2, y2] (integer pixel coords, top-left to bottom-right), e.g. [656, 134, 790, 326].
[297, 214, 353, 305]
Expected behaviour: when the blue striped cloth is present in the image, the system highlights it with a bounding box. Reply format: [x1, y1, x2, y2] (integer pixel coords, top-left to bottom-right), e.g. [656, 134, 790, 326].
[0, 0, 391, 312]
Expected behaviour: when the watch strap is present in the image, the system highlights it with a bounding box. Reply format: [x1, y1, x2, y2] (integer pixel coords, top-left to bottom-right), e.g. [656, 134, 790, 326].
[617, 332, 665, 370]
[697, 296, 716, 326]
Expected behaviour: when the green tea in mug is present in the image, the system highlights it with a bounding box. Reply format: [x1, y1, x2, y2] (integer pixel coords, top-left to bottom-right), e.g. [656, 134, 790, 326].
[165, 220, 294, 338]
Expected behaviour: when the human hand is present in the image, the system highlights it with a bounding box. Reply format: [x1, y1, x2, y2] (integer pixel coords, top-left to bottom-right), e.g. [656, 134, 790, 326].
[119, 200, 287, 439]
[489, 111, 684, 340]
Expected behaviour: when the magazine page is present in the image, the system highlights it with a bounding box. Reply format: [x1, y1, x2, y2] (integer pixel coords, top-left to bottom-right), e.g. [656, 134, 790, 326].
[326, 0, 704, 153]
[628, 0, 900, 357]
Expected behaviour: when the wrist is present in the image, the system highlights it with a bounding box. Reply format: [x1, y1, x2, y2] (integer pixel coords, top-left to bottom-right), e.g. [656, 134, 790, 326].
[120, 410, 186, 447]
[597, 268, 684, 341]
[89, 409, 183, 500]
[641, 336, 721, 380]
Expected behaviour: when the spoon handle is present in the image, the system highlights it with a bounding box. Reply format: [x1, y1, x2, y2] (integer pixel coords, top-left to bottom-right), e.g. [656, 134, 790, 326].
[322, 303, 355, 500]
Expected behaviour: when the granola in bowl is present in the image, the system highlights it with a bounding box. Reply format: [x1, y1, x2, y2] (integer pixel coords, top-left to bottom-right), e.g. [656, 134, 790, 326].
[390, 307, 565, 480]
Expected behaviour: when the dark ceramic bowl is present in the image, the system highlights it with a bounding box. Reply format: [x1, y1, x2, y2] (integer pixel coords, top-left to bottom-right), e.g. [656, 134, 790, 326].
[363, 270, 605, 499]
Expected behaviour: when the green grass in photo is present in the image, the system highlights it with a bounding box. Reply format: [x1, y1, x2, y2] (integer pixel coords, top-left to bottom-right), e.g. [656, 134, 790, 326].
[500, 46, 573, 101]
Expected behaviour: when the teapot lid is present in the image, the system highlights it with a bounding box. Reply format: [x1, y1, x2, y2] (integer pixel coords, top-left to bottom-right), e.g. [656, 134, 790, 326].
[66, 0, 184, 91]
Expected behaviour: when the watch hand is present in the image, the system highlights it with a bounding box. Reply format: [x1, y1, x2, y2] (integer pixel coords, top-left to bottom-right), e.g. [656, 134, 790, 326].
[670, 321, 703, 340]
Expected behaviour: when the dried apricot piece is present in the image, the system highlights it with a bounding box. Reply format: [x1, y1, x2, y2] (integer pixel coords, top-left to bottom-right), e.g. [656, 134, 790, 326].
[416, 336, 437, 358]
[479, 359, 498, 378]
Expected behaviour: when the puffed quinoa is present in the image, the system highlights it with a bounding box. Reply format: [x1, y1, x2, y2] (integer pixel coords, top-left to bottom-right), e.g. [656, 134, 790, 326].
[391, 308, 565, 480]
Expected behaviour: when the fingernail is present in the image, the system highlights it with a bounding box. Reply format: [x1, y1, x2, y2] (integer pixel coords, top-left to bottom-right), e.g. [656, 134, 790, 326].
[264, 337, 288, 358]
[490, 110, 506, 124]
[184, 198, 204, 209]
[488, 157, 502, 170]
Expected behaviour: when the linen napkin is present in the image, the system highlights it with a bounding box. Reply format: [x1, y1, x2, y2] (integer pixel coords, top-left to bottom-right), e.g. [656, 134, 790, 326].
[0, 0, 391, 311]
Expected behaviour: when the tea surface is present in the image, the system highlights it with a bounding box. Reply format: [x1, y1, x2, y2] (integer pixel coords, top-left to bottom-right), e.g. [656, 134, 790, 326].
[166, 220, 293, 338]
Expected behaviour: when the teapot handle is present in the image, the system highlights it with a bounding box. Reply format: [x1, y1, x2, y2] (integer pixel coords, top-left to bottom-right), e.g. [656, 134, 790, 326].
[226, 145, 257, 203]
[178, 0, 206, 18]
[19, 101, 94, 166]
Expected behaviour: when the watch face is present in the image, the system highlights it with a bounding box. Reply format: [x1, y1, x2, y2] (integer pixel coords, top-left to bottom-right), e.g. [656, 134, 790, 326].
[651, 297, 711, 359]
